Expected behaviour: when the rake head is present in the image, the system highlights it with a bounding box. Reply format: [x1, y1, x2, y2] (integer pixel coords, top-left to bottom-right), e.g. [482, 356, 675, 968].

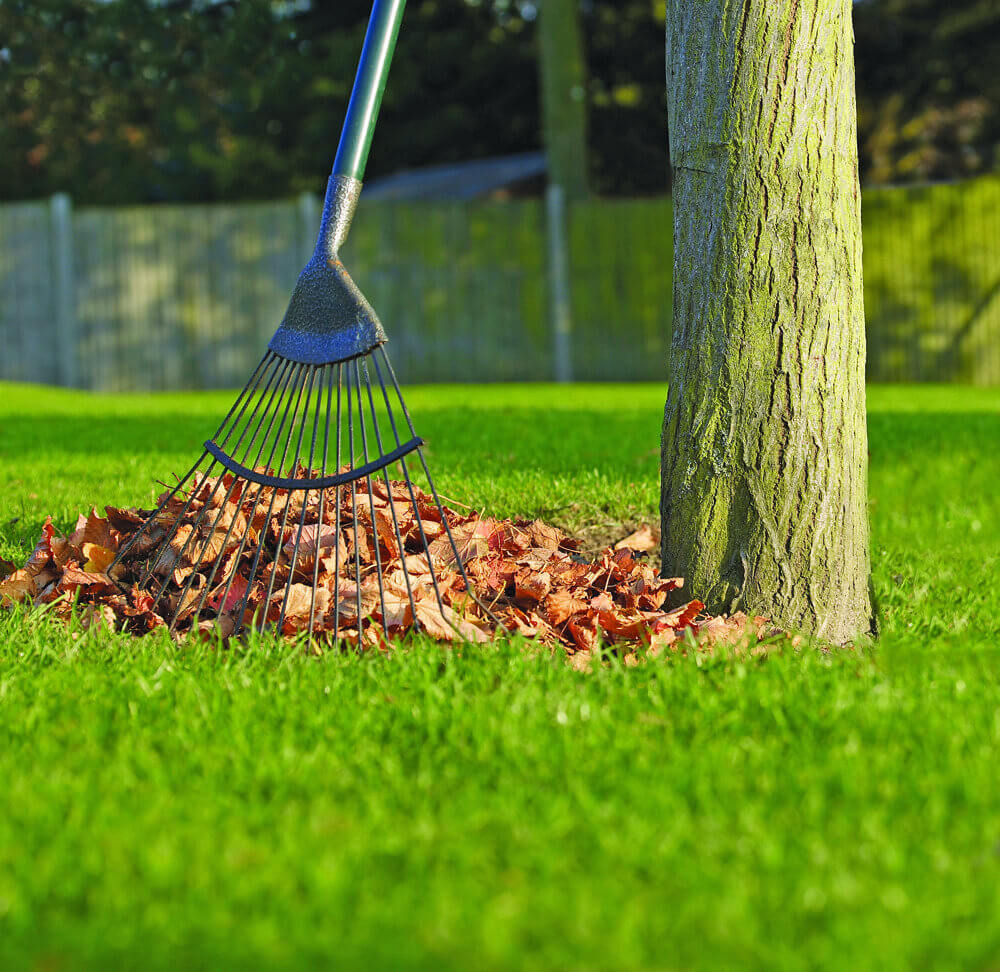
[109, 176, 497, 646]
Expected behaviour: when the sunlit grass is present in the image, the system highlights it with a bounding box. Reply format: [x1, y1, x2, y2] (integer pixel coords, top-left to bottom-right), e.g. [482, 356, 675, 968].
[0, 381, 999, 971]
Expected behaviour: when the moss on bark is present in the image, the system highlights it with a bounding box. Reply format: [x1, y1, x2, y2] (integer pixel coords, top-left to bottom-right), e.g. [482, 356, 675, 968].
[661, 0, 873, 642]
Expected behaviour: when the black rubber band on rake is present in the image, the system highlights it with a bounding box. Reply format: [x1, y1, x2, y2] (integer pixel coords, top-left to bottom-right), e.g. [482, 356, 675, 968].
[203, 436, 424, 490]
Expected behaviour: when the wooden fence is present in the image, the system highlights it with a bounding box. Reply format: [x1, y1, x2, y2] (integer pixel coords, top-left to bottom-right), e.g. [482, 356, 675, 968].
[2, 175, 999, 390]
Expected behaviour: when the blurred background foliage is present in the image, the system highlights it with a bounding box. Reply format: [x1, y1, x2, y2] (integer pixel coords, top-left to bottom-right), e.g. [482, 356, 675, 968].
[0, 0, 997, 204]
[854, 0, 1000, 184]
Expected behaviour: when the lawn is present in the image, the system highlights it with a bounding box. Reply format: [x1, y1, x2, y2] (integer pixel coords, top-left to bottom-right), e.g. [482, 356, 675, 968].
[1, 381, 999, 971]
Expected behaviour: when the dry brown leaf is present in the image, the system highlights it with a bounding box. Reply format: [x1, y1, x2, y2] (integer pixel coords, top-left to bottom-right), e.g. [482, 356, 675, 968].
[596, 611, 647, 640]
[24, 517, 57, 576]
[647, 626, 677, 656]
[59, 566, 115, 593]
[614, 524, 659, 553]
[656, 599, 705, 632]
[566, 617, 598, 651]
[283, 522, 344, 560]
[82, 543, 116, 574]
[270, 583, 331, 633]
[0, 569, 37, 605]
[589, 591, 615, 613]
[328, 579, 380, 624]
[545, 589, 590, 626]
[515, 570, 551, 603]
[414, 599, 489, 643]
[379, 589, 414, 629]
[428, 517, 499, 565]
[81, 603, 118, 632]
[522, 519, 569, 550]
[206, 574, 250, 614]
[105, 506, 146, 534]
[70, 509, 116, 549]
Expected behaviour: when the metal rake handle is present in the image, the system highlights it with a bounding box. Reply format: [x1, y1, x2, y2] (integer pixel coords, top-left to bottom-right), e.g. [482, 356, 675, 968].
[333, 0, 408, 182]
[269, 2, 403, 370]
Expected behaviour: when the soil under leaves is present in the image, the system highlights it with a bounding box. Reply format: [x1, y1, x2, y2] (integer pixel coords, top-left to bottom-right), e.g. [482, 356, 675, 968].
[0, 473, 771, 660]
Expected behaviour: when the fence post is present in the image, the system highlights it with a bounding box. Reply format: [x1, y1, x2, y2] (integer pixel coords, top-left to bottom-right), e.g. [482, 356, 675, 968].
[50, 192, 78, 387]
[298, 190, 320, 267]
[546, 183, 573, 383]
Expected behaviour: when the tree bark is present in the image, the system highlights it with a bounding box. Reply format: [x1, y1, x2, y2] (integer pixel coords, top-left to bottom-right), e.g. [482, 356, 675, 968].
[660, 0, 873, 642]
[538, 0, 589, 200]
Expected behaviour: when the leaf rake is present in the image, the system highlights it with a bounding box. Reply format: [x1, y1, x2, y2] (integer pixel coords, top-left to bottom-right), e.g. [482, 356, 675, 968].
[110, 0, 498, 645]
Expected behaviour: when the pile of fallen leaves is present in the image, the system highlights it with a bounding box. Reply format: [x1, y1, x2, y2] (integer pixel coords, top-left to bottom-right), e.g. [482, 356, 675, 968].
[0, 472, 770, 660]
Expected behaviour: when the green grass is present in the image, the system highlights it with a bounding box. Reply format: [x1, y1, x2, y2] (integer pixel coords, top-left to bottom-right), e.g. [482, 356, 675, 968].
[1, 381, 999, 971]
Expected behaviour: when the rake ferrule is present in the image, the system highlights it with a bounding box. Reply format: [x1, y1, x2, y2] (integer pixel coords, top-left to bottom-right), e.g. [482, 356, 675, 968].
[268, 175, 386, 366]
[315, 173, 362, 261]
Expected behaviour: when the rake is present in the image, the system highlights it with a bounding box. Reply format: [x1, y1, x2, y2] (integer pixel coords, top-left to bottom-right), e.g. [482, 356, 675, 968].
[110, 0, 497, 645]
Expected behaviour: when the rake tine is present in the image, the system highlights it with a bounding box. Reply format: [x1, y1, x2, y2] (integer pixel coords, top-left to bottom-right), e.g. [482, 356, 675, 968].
[368, 355, 458, 632]
[135, 457, 213, 586]
[188, 404, 282, 631]
[207, 359, 303, 632]
[413, 441, 503, 629]
[353, 359, 387, 638]
[136, 356, 286, 583]
[134, 457, 225, 585]
[374, 350, 501, 630]
[360, 364, 418, 634]
[375, 347, 419, 440]
[167, 474, 245, 634]
[111, 455, 204, 565]
[332, 364, 344, 641]
[345, 363, 366, 643]
[233, 363, 312, 631]
[396, 454, 457, 633]
[215, 351, 281, 450]
[206, 478, 265, 636]
[375, 353, 489, 637]
[138, 358, 286, 593]
[277, 364, 324, 633]
[234, 356, 296, 462]
[308, 365, 335, 643]
[232, 360, 302, 471]
[294, 363, 327, 644]
[265, 366, 318, 633]
[191, 503, 257, 633]
[146, 460, 231, 614]
[132, 469, 196, 584]
[168, 350, 291, 629]
[209, 351, 274, 446]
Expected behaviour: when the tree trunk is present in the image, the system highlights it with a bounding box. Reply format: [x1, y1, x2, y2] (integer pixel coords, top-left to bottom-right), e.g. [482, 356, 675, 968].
[538, 0, 589, 200]
[660, 0, 873, 643]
